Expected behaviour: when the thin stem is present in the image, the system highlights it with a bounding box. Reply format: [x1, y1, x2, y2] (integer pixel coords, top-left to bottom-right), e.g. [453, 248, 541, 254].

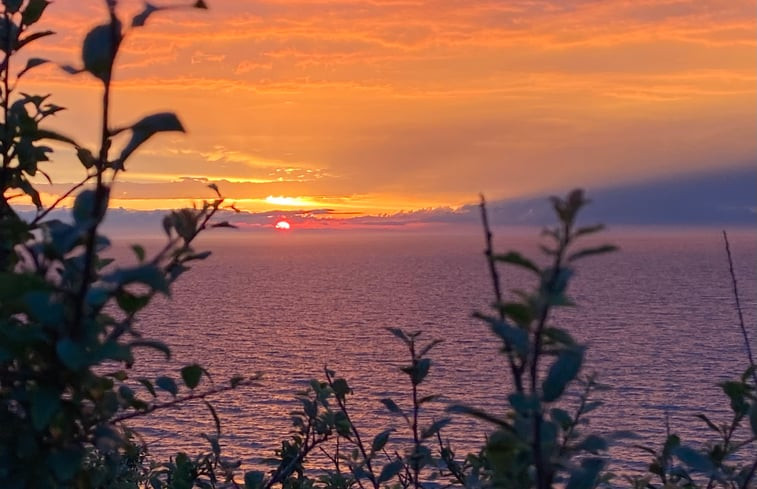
[722, 230, 757, 386]
[410, 340, 422, 489]
[110, 378, 259, 424]
[325, 368, 379, 489]
[31, 174, 95, 225]
[479, 194, 524, 393]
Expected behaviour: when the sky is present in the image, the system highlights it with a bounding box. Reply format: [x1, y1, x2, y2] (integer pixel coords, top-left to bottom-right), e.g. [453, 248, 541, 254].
[15, 0, 757, 227]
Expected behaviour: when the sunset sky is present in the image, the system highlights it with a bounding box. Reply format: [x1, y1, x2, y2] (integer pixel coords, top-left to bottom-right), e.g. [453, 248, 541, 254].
[18, 0, 757, 224]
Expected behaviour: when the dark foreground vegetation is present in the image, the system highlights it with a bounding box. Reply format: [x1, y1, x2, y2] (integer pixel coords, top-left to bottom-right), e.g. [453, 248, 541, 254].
[1, 2, 755, 488]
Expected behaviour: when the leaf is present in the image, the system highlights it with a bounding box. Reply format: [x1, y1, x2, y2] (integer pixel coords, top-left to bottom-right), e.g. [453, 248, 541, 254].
[377, 460, 403, 483]
[493, 251, 540, 275]
[210, 221, 237, 229]
[21, 0, 51, 26]
[194, 0, 209, 8]
[49, 447, 84, 481]
[244, 471, 265, 489]
[181, 364, 203, 389]
[156, 376, 178, 397]
[573, 224, 604, 238]
[72, 189, 96, 224]
[674, 446, 715, 473]
[138, 378, 157, 397]
[82, 22, 121, 82]
[4, 0, 23, 13]
[750, 401, 757, 437]
[380, 398, 402, 414]
[31, 387, 60, 430]
[131, 244, 146, 262]
[372, 429, 392, 452]
[331, 378, 350, 399]
[132, 2, 161, 27]
[117, 112, 185, 164]
[542, 347, 584, 402]
[208, 182, 221, 197]
[695, 414, 722, 435]
[385, 327, 410, 345]
[576, 435, 607, 453]
[204, 400, 221, 436]
[56, 338, 87, 370]
[129, 340, 171, 359]
[421, 418, 451, 439]
[446, 405, 513, 431]
[568, 245, 618, 263]
[17, 57, 48, 78]
[36, 129, 78, 146]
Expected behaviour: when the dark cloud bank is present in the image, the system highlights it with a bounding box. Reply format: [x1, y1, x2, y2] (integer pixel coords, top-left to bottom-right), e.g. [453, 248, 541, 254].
[25, 165, 756, 234]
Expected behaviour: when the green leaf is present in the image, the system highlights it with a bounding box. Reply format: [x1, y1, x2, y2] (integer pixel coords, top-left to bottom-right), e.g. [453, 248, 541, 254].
[380, 398, 402, 414]
[72, 189, 96, 224]
[385, 327, 410, 345]
[493, 251, 540, 275]
[82, 21, 121, 82]
[56, 338, 88, 370]
[331, 378, 350, 399]
[377, 460, 403, 483]
[244, 471, 265, 489]
[156, 376, 178, 397]
[17, 57, 49, 78]
[117, 112, 185, 164]
[568, 245, 618, 263]
[181, 364, 203, 389]
[372, 429, 392, 452]
[48, 447, 84, 481]
[31, 387, 60, 430]
[542, 347, 584, 402]
[421, 418, 451, 439]
[132, 3, 161, 27]
[21, 0, 51, 26]
[4, 0, 23, 13]
[129, 339, 171, 359]
[576, 435, 607, 453]
[131, 244, 146, 262]
[138, 378, 157, 397]
[674, 446, 715, 473]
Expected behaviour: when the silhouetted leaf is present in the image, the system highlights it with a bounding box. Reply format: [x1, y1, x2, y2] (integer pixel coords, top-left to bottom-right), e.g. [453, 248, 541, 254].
[380, 398, 402, 414]
[421, 418, 451, 439]
[493, 251, 540, 275]
[132, 2, 161, 27]
[138, 378, 157, 397]
[674, 446, 715, 473]
[82, 22, 121, 82]
[156, 376, 178, 397]
[750, 402, 757, 437]
[22, 0, 51, 26]
[194, 0, 209, 8]
[244, 471, 265, 489]
[17, 57, 48, 78]
[542, 348, 584, 402]
[372, 429, 392, 452]
[568, 245, 618, 262]
[31, 387, 60, 430]
[378, 460, 403, 483]
[56, 338, 87, 370]
[181, 364, 203, 389]
[117, 112, 185, 164]
[129, 340, 170, 359]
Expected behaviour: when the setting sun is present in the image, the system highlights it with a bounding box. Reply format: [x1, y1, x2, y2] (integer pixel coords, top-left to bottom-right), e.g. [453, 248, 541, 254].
[274, 220, 291, 230]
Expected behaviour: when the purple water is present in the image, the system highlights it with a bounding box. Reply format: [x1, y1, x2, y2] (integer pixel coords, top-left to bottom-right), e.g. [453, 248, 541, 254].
[114, 228, 757, 478]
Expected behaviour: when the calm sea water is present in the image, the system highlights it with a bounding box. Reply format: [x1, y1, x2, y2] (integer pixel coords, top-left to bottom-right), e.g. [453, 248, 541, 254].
[116, 228, 757, 479]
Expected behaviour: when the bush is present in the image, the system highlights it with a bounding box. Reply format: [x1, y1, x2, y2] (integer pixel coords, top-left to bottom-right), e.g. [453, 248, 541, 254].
[1, 2, 755, 489]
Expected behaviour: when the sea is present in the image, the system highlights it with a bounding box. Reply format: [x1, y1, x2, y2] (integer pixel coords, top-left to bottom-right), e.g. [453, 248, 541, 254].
[114, 227, 757, 481]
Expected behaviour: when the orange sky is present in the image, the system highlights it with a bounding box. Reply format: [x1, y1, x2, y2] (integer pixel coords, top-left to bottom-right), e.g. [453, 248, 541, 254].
[17, 0, 757, 216]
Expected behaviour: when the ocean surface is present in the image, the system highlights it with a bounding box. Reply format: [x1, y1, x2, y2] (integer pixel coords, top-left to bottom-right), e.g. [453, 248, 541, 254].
[115, 228, 757, 481]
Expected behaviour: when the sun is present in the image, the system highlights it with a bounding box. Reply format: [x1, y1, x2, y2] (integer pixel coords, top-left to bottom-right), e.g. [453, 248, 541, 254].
[274, 220, 291, 230]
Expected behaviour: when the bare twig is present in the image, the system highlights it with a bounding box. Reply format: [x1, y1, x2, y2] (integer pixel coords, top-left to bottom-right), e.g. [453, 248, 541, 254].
[110, 378, 260, 424]
[478, 194, 524, 393]
[722, 230, 757, 386]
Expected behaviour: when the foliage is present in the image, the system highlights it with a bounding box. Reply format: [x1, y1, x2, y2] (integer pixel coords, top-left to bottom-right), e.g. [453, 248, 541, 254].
[0, 1, 755, 489]
[0, 1, 250, 487]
